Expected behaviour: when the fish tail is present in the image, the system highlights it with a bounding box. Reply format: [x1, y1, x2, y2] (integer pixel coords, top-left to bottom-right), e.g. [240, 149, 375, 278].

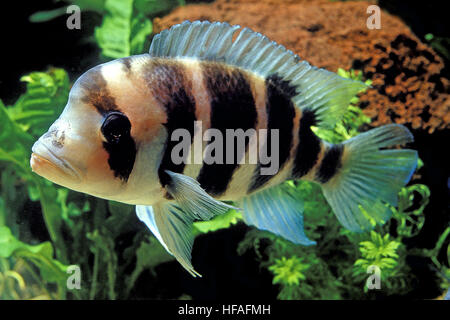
[318, 124, 418, 232]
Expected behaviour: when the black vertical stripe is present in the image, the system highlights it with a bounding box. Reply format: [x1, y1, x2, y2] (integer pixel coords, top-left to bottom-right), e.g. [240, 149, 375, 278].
[79, 65, 137, 181]
[248, 74, 296, 193]
[101, 112, 136, 182]
[197, 63, 257, 196]
[121, 57, 132, 74]
[144, 60, 197, 187]
[292, 109, 322, 178]
[80, 66, 118, 115]
[316, 144, 344, 183]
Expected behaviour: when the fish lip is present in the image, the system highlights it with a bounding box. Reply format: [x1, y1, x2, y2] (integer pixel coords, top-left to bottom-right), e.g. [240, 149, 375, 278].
[31, 142, 82, 182]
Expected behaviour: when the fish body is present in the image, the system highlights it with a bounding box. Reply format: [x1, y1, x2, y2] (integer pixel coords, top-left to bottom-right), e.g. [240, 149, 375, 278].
[30, 21, 418, 276]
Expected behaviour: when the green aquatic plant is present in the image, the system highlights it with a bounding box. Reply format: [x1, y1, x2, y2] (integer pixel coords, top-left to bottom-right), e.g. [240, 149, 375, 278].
[424, 33, 450, 60]
[391, 184, 429, 238]
[30, 0, 185, 23]
[0, 226, 69, 299]
[30, 0, 185, 60]
[193, 209, 242, 235]
[94, 0, 153, 60]
[268, 256, 312, 299]
[29, 1, 107, 22]
[412, 226, 450, 296]
[352, 229, 414, 294]
[353, 231, 401, 281]
[269, 256, 309, 286]
[0, 69, 78, 298]
[1, 69, 69, 262]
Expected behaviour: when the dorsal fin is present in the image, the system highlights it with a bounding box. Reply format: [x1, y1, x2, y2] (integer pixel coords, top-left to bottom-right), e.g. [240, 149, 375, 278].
[149, 20, 367, 128]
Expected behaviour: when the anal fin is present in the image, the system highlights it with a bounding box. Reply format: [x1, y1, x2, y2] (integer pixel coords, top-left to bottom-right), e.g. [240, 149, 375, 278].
[238, 184, 316, 246]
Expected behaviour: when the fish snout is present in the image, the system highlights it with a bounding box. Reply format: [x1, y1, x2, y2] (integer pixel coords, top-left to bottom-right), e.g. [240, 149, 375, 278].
[31, 139, 82, 182]
[30, 119, 83, 182]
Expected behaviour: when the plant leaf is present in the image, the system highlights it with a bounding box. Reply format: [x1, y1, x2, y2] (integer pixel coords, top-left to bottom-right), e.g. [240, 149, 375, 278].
[0, 226, 68, 283]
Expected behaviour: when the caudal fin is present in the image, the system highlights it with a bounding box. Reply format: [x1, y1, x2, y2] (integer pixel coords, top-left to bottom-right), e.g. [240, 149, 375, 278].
[320, 124, 418, 232]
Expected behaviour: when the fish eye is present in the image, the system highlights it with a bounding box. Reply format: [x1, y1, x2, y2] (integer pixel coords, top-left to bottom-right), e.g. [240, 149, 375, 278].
[101, 112, 131, 143]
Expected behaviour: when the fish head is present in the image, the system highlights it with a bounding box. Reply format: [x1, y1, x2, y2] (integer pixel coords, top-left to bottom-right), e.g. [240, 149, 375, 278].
[30, 58, 166, 204]
[29, 80, 126, 199]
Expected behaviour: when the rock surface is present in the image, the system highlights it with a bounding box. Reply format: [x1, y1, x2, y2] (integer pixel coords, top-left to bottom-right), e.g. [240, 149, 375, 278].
[154, 0, 449, 132]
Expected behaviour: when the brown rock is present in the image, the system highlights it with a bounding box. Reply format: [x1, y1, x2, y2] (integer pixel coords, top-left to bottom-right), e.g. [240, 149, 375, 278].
[154, 0, 449, 132]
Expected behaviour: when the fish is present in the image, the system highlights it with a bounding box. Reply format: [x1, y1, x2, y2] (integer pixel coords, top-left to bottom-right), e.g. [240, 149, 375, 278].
[30, 20, 418, 277]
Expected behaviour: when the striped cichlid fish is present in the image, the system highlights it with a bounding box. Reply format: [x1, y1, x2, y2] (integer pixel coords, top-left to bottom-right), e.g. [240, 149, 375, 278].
[30, 21, 418, 276]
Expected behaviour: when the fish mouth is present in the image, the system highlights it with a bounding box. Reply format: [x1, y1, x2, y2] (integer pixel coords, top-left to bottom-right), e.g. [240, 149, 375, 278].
[31, 142, 82, 182]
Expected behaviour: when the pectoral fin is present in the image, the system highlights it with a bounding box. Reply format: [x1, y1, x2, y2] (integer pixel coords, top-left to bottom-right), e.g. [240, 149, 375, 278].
[163, 170, 238, 220]
[136, 170, 237, 277]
